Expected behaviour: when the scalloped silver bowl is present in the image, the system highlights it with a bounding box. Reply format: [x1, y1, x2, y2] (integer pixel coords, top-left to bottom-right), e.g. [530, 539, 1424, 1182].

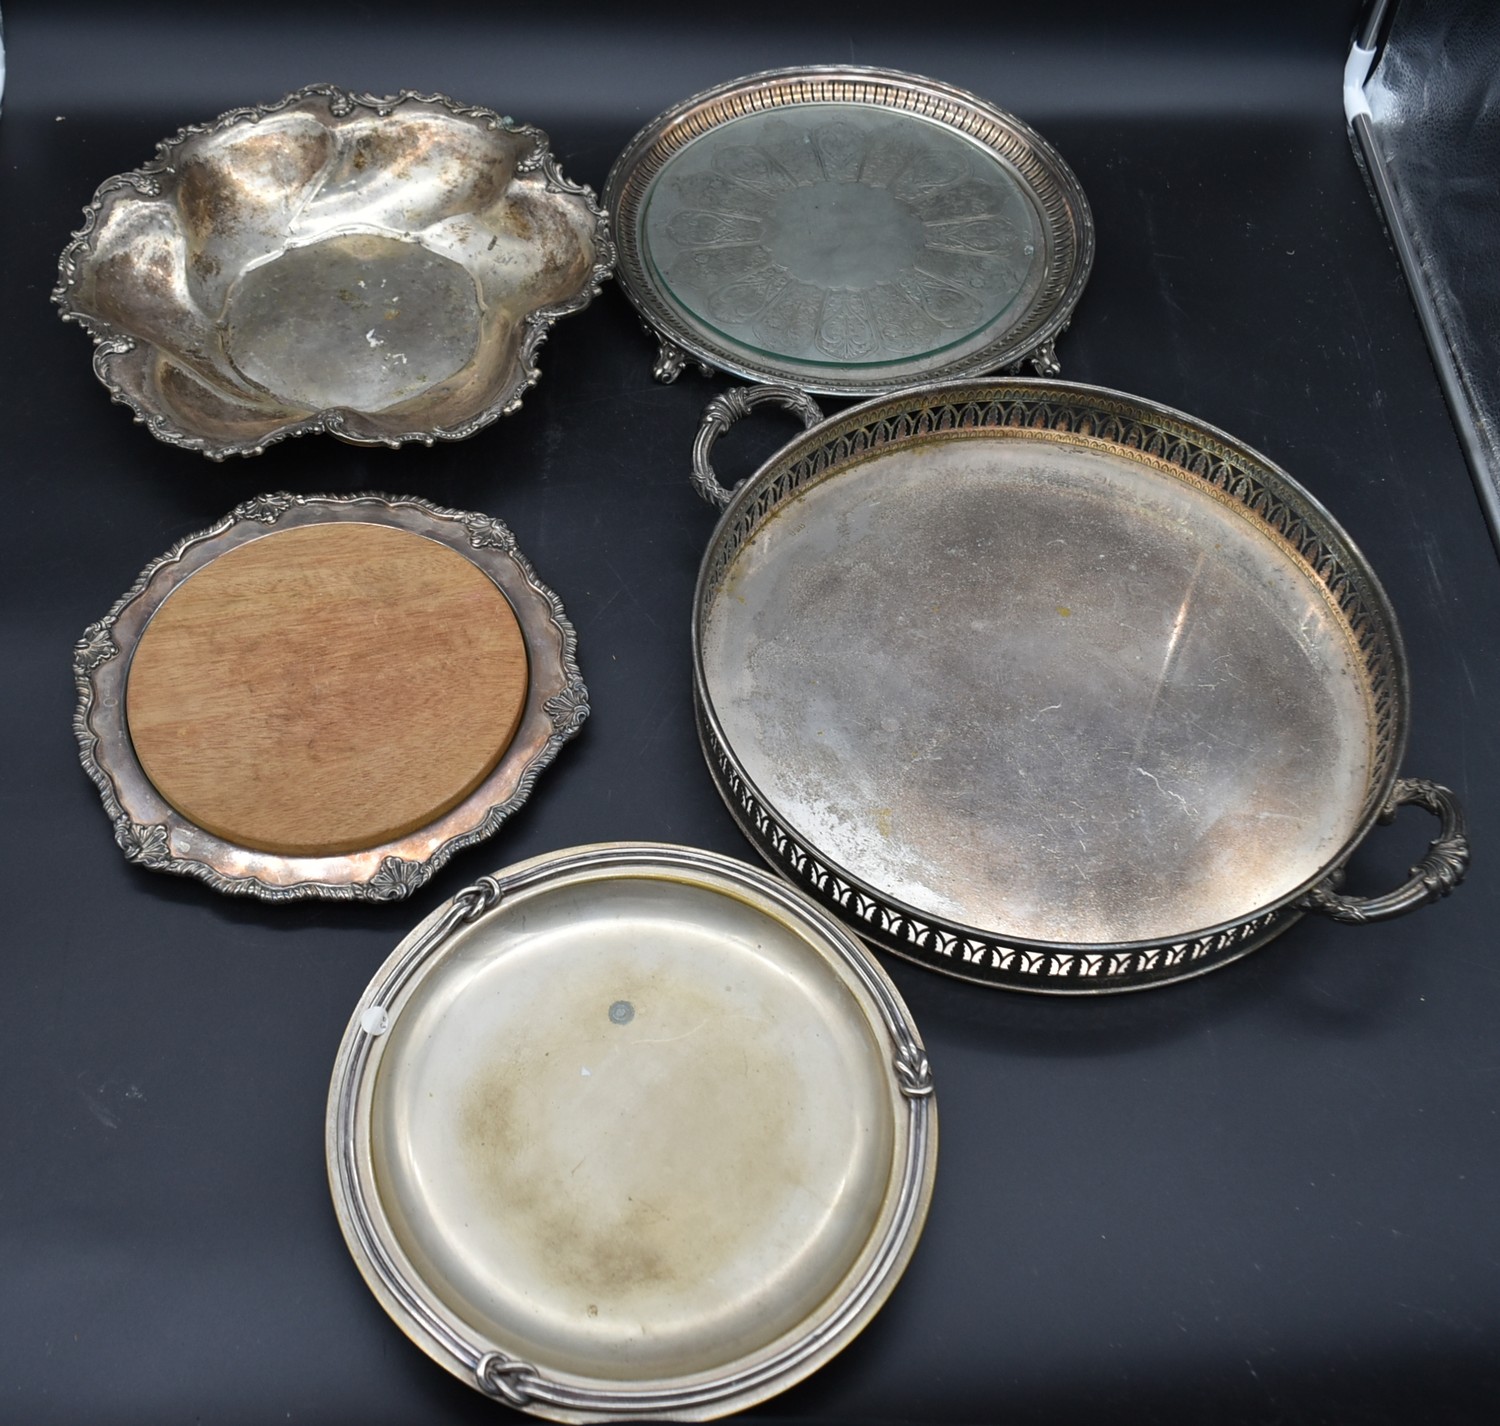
[54, 85, 613, 459]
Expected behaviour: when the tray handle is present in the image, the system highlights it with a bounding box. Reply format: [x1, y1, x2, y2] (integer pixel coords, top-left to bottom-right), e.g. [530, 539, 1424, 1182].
[692, 384, 824, 509]
[1299, 778, 1469, 924]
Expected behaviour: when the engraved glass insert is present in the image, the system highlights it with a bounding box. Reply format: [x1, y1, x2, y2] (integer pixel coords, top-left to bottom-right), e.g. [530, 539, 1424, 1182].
[643, 105, 1042, 369]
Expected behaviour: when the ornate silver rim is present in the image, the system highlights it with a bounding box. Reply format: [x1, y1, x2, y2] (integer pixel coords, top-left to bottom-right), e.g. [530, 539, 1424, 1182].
[604, 65, 1093, 395]
[73, 492, 588, 903]
[692, 379, 1427, 992]
[53, 83, 615, 459]
[325, 844, 937, 1422]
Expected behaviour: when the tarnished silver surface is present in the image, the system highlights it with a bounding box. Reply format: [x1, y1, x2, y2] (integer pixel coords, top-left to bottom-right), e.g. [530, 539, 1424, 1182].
[73, 492, 588, 902]
[326, 845, 936, 1422]
[53, 84, 612, 458]
[692, 380, 1469, 992]
[605, 67, 1092, 396]
[691, 383, 824, 508]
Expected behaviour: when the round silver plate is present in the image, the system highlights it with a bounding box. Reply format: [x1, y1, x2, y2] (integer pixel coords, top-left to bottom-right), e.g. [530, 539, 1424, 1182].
[326, 844, 936, 1422]
[605, 67, 1093, 394]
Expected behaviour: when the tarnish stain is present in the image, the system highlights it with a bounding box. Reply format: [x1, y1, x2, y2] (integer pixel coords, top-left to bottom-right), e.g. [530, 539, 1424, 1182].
[456, 980, 802, 1313]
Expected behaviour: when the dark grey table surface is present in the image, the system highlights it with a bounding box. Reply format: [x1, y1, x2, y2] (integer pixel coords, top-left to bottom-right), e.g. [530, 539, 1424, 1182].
[2, 3, 1497, 1422]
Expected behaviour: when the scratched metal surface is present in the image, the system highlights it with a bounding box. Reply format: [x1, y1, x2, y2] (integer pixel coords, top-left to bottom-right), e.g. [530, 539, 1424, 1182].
[2, 2, 1498, 1424]
[701, 434, 1374, 946]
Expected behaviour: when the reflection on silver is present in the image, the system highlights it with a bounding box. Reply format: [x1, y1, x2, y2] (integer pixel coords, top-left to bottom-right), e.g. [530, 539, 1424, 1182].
[1129, 549, 1206, 769]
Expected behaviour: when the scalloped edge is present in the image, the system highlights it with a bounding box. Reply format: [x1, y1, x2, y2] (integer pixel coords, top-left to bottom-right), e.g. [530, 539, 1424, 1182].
[53, 83, 615, 460]
[73, 491, 589, 902]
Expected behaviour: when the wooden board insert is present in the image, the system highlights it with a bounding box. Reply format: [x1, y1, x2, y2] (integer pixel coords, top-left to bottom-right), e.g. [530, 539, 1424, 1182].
[125, 521, 529, 857]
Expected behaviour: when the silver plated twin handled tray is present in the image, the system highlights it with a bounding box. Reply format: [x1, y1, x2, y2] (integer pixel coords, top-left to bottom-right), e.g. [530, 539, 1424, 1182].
[605, 66, 1093, 394]
[54, 84, 613, 458]
[327, 843, 936, 1422]
[689, 379, 1469, 992]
